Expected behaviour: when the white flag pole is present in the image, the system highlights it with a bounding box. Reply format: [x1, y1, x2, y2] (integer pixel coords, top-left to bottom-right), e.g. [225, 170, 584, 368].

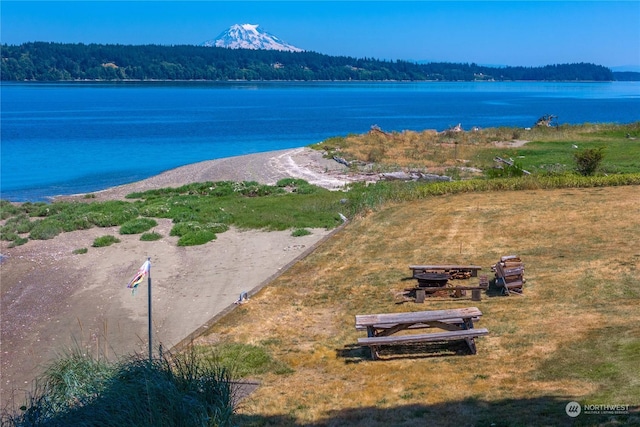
[146, 257, 152, 363]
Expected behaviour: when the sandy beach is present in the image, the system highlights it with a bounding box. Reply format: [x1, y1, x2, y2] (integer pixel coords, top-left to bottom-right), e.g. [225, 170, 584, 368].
[0, 147, 363, 407]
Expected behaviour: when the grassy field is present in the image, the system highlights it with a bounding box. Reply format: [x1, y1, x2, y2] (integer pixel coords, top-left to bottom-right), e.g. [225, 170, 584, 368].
[201, 185, 640, 426]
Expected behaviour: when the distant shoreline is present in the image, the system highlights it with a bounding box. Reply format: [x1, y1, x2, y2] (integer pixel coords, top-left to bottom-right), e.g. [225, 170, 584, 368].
[5, 78, 639, 83]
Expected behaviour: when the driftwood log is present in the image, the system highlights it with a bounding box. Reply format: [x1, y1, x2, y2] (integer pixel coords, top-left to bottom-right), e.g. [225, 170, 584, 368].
[380, 171, 452, 182]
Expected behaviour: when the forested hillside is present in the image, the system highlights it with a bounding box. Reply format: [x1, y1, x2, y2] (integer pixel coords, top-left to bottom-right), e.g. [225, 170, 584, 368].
[1, 42, 617, 82]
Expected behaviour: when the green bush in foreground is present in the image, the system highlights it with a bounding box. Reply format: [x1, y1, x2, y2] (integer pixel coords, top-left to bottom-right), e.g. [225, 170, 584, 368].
[1, 348, 235, 427]
[92, 235, 120, 247]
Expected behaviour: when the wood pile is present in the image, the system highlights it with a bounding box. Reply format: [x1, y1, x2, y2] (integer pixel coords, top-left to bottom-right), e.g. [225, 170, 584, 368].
[492, 255, 525, 295]
[448, 269, 473, 280]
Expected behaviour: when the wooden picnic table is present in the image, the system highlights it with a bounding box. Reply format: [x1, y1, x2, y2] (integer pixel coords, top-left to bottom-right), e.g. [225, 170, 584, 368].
[355, 307, 488, 360]
[409, 264, 483, 278]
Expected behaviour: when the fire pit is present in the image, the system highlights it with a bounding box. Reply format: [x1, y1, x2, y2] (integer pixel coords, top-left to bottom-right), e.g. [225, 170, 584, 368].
[414, 272, 450, 288]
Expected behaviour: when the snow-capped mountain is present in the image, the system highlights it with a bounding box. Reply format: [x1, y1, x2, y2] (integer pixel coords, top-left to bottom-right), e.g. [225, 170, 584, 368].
[201, 24, 303, 52]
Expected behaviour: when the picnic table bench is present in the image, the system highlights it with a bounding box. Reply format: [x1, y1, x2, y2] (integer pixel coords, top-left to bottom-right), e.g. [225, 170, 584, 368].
[409, 264, 483, 278]
[355, 307, 488, 360]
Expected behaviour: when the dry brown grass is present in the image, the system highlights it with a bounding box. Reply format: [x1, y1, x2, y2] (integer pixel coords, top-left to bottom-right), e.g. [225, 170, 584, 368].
[200, 185, 640, 426]
[325, 125, 554, 172]
[337, 128, 487, 171]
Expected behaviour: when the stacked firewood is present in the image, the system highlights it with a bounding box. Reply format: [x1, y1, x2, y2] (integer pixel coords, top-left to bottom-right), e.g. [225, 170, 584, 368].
[448, 269, 473, 280]
[491, 255, 525, 295]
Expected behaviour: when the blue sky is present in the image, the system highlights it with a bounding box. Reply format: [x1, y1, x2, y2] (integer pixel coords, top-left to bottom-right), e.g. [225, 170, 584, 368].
[2, 1, 639, 69]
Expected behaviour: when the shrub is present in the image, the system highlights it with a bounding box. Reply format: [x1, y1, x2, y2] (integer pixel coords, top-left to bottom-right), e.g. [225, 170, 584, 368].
[0, 201, 21, 220]
[276, 178, 321, 195]
[85, 201, 139, 227]
[18, 201, 48, 215]
[0, 231, 19, 242]
[2, 348, 235, 427]
[9, 237, 29, 247]
[3, 213, 34, 234]
[486, 162, 526, 178]
[177, 230, 216, 246]
[170, 221, 201, 237]
[29, 219, 64, 240]
[119, 218, 158, 235]
[92, 235, 121, 247]
[170, 221, 227, 238]
[292, 228, 312, 237]
[140, 232, 162, 241]
[235, 181, 282, 197]
[574, 147, 605, 176]
[72, 248, 88, 254]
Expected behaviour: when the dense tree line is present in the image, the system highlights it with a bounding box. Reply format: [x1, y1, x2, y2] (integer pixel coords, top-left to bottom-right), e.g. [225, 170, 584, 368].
[0, 42, 617, 82]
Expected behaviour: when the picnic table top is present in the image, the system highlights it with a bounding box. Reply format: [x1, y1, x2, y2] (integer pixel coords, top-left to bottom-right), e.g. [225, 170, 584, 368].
[355, 307, 482, 327]
[409, 264, 483, 270]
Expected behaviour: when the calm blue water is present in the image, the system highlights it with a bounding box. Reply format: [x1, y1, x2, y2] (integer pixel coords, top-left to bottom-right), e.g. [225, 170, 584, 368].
[1, 81, 639, 202]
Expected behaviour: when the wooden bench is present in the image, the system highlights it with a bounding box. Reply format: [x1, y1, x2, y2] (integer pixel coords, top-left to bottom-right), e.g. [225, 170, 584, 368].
[358, 329, 489, 357]
[355, 307, 488, 360]
[409, 264, 483, 278]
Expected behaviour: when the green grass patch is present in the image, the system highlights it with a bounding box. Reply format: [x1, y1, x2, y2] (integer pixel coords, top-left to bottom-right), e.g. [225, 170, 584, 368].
[2, 213, 34, 234]
[177, 230, 216, 246]
[197, 342, 293, 378]
[140, 231, 162, 241]
[72, 248, 88, 254]
[480, 135, 640, 175]
[292, 228, 312, 237]
[29, 219, 64, 240]
[0, 200, 22, 219]
[119, 217, 158, 235]
[9, 236, 29, 247]
[92, 235, 120, 247]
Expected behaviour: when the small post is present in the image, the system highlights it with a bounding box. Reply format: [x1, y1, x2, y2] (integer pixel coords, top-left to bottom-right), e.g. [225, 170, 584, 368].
[147, 257, 152, 363]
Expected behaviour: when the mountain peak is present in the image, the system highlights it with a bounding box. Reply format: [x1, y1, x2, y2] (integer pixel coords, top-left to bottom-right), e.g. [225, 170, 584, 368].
[201, 23, 303, 52]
